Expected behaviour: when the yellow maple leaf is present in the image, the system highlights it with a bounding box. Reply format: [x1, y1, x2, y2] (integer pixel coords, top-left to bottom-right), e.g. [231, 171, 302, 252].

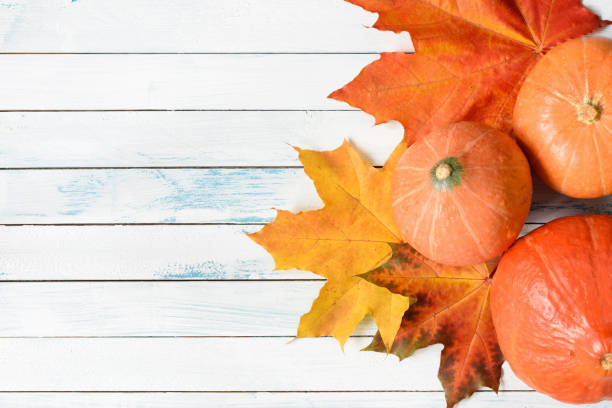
[249, 141, 413, 350]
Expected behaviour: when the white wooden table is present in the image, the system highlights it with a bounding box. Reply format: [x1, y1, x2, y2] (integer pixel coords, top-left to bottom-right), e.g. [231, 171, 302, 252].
[0, 1, 610, 407]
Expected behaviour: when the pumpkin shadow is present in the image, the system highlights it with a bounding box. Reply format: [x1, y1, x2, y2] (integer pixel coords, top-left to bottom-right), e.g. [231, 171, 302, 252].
[529, 175, 612, 223]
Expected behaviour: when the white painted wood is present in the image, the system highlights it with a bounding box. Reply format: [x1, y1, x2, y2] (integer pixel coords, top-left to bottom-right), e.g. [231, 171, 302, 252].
[0, 0, 413, 53]
[0, 54, 375, 110]
[0, 111, 403, 168]
[0, 225, 283, 280]
[0, 281, 327, 336]
[0, 169, 608, 224]
[0, 0, 608, 53]
[0, 224, 541, 281]
[0, 337, 529, 391]
[0, 1, 609, 405]
[0, 391, 604, 408]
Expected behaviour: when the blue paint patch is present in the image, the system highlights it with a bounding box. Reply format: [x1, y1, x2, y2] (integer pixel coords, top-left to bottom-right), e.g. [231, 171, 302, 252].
[56, 174, 107, 217]
[59, 209, 83, 216]
[151, 168, 291, 223]
[158, 262, 224, 280]
[156, 258, 268, 280]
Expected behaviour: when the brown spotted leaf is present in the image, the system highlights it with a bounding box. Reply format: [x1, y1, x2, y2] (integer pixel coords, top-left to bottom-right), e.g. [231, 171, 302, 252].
[361, 244, 501, 408]
[331, 0, 610, 144]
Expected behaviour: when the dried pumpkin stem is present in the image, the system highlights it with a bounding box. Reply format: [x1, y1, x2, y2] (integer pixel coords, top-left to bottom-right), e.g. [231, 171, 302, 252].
[435, 163, 453, 180]
[602, 353, 612, 370]
[576, 98, 603, 124]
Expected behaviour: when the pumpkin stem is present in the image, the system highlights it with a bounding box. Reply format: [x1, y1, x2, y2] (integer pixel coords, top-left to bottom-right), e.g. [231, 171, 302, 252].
[430, 158, 463, 192]
[435, 163, 452, 180]
[602, 353, 612, 371]
[576, 98, 602, 124]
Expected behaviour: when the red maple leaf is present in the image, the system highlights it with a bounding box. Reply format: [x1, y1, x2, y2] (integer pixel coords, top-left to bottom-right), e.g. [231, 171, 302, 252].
[361, 244, 501, 408]
[331, 0, 610, 143]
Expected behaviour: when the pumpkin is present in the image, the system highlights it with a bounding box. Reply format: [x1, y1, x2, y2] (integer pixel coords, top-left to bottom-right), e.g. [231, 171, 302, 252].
[491, 215, 612, 404]
[390, 121, 532, 266]
[514, 36, 612, 198]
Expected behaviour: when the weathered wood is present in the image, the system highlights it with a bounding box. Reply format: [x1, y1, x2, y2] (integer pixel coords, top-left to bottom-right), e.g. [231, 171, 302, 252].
[0, 281, 327, 337]
[0, 0, 413, 53]
[0, 111, 402, 168]
[0, 54, 375, 110]
[0, 224, 540, 281]
[0, 170, 608, 224]
[0, 337, 529, 391]
[0, 391, 599, 408]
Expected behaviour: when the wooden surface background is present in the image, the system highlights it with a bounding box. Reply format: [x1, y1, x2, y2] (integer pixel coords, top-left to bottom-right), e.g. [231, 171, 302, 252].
[0, 1, 611, 406]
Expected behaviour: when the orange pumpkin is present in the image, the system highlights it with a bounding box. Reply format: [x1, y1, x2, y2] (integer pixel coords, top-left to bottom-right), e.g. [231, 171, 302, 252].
[391, 122, 532, 266]
[514, 36, 612, 198]
[491, 215, 612, 404]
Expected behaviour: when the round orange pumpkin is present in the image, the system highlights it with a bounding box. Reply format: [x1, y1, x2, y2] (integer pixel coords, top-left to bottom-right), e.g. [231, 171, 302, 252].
[491, 215, 612, 404]
[391, 122, 532, 266]
[514, 36, 612, 198]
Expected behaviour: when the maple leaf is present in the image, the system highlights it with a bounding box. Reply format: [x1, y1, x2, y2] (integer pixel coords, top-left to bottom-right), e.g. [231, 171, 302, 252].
[331, 0, 610, 143]
[249, 141, 413, 350]
[361, 244, 501, 408]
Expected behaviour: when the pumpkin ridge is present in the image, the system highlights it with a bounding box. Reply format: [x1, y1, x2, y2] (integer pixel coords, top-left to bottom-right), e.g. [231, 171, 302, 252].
[524, 77, 579, 104]
[392, 182, 427, 207]
[560, 148, 578, 193]
[526, 237, 576, 307]
[459, 182, 512, 222]
[582, 37, 590, 96]
[452, 196, 488, 260]
[428, 192, 442, 261]
[458, 128, 493, 156]
[411, 191, 436, 245]
[589, 126, 607, 195]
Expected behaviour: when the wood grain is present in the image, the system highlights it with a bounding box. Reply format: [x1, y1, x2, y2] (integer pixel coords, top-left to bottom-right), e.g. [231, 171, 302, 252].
[0, 0, 413, 53]
[0, 170, 608, 224]
[0, 111, 402, 168]
[0, 281, 328, 337]
[0, 337, 529, 391]
[0, 0, 608, 54]
[0, 392, 600, 408]
[0, 224, 540, 281]
[0, 54, 375, 110]
[1, 1, 611, 406]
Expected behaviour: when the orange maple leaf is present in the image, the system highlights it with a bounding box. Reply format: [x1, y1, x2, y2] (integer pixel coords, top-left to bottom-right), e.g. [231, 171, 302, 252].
[361, 244, 501, 408]
[331, 0, 610, 143]
[249, 141, 413, 350]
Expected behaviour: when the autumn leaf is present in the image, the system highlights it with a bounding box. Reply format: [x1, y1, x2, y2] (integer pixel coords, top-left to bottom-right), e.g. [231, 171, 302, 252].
[331, 0, 610, 143]
[249, 141, 413, 350]
[361, 244, 501, 408]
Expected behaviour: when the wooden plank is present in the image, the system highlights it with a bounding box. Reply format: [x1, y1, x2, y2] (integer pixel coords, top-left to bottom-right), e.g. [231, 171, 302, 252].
[0, 225, 284, 280]
[0, 337, 529, 391]
[0, 111, 402, 168]
[0, 0, 609, 53]
[0, 0, 413, 53]
[0, 224, 541, 281]
[0, 391, 602, 408]
[0, 169, 609, 224]
[0, 54, 374, 110]
[0, 281, 329, 337]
